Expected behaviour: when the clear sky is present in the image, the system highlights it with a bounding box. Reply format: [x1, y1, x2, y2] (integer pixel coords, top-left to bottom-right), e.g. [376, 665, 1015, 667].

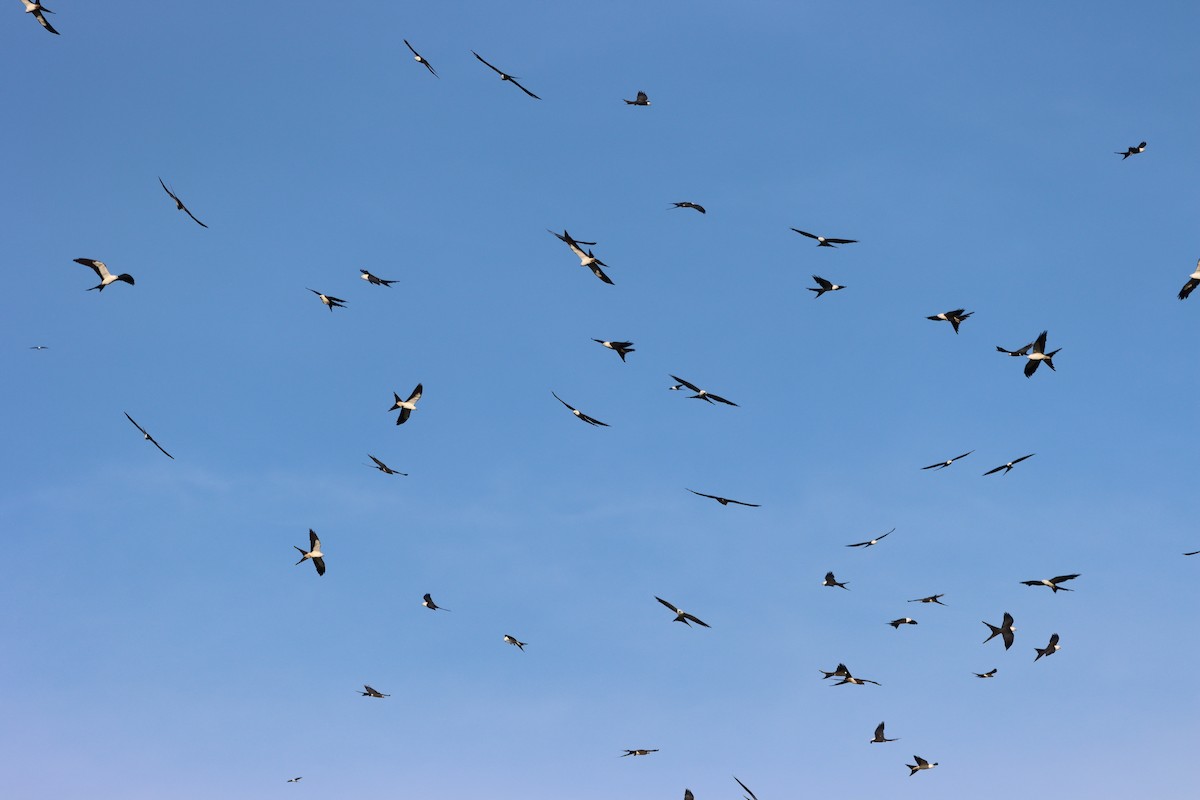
[4, 1, 1199, 798]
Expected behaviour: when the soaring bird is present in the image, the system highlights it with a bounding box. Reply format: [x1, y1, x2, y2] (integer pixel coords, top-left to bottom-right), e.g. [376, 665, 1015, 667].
[1115, 141, 1146, 159]
[422, 593, 448, 611]
[983, 454, 1035, 475]
[1021, 574, 1080, 593]
[471, 50, 540, 99]
[286, 777, 302, 783]
[808, 275, 845, 297]
[819, 663, 851, 680]
[18, 1, 57, 34]
[974, 668, 998, 678]
[358, 685, 390, 698]
[1177, 259, 1200, 300]
[73, 258, 134, 292]
[846, 528, 894, 548]
[686, 489, 759, 507]
[360, 269, 397, 286]
[1022, 330, 1061, 377]
[308, 288, 346, 311]
[671, 202, 705, 214]
[366, 454, 406, 475]
[389, 384, 423, 425]
[294, 530, 325, 576]
[888, 617, 917, 629]
[982, 612, 1015, 649]
[403, 39, 438, 77]
[157, 178, 208, 228]
[927, 309, 973, 334]
[123, 412, 174, 459]
[668, 375, 738, 406]
[791, 228, 857, 247]
[1034, 633, 1061, 661]
[592, 339, 635, 362]
[624, 91, 651, 106]
[621, 749, 658, 757]
[871, 722, 899, 743]
[822, 571, 849, 590]
[503, 634, 527, 651]
[907, 755, 938, 776]
[552, 391, 609, 427]
[549, 229, 613, 285]
[909, 594, 946, 605]
[922, 450, 973, 470]
[29, 345, 48, 350]
[655, 596, 711, 628]
[833, 675, 881, 686]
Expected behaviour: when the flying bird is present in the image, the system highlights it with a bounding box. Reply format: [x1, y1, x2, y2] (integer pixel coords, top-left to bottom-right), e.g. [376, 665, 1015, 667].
[307, 289, 346, 311]
[922, 450, 973, 470]
[358, 685, 389, 698]
[422, 593, 448, 611]
[819, 663, 851, 680]
[286, 777, 302, 783]
[73, 258, 134, 292]
[366, 454, 406, 476]
[29, 345, 48, 350]
[18, 1, 57, 34]
[808, 275, 845, 297]
[471, 50, 540, 99]
[668, 375, 738, 406]
[983, 454, 1035, 475]
[123, 412, 174, 459]
[551, 391, 609, 427]
[733, 776, 759, 800]
[686, 489, 759, 507]
[1034, 633, 1061, 661]
[503, 634, 527, 651]
[1185, 550, 1200, 556]
[791, 228, 857, 247]
[655, 596, 710, 628]
[888, 617, 917, 629]
[833, 675, 881, 686]
[403, 39, 438, 77]
[909, 594, 946, 605]
[624, 91, 650, 106]
[1021, 330, 1060, 377]
[907, 755, 938, 776]
[549, 229, 613, 285]
[996, 341, 1034, 357]
[982, 612, 1015, 650]
[974, 668, 998, 678]
[1021, 574, 1080, 593]
[621, 749, 658, 757]
[1177, 259, 1200, 300]
[846, 528, 894, 548]
[1115, 141, 1146, 159]
[822, 571, 849, 590]
[671, 202, 705, 214]
[927, 309, 973, 334]
[360, 269, 397, 286]
[871, 722, 899, 743]
[389, 384, 423, 425]
[157, 178, 208, 228]
[294, 530, 325, 576]
[592, 339, 635, 362]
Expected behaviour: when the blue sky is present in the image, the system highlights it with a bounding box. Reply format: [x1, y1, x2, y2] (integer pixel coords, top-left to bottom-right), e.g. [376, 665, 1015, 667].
[4, 1, 1199, 797]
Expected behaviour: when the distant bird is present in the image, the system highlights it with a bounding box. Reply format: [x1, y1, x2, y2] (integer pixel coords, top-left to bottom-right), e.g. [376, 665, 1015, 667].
[1021, 330, 1060, 378]
[157, 178, 208, 228]
[503, 634, 527, 650]
[358, 685, 390, 698]
[888, 617, 917, 629]
[592, 339, 635, 362]
[982, 612, 1015, 650]
[1034, 633, 1061, 661]
[922, 450, 973, 470]
[286, 777, 302, 782]
[360, 269, 397, 286]
[123, 412, 174, 459]
[927, 309, 973, 334]
[907, 755, 938, 776]
[871, 722, 899, 743]
[846, 528, 894, 548]
[294, 530, 325, 576]
[307, 288, 346, 311]
[621, 749, 658, 757]
[1115, 141, 1146, 159]
[671, 202, 705, 214]
[909, 594, 946, 605]
[974, 668, 998, 678]
[29, 345, 48, 350]
[18, 1, 57, 35]
[73, 258, 134, 292]
[471, 50, 540, 99]
[686, 489, 760, 507]
[422, 593, 448, 611]
[366, 454, 406, 476]
[983, 454, 1035, 476]
[822, 571, 849, 590]
[833, 675, 880, 686]
[791, 228, 857, 247]
[808, 275, 845, 297]
[624, 91, 651, 106]
[819, 663, 851, 680]
[1021, 574, 1080, 593]
[389, 384, 423, 425]
[549, 229, 614, 285]
[1177, 259, 1200, 300]
[403, 39, 438, 77]
[551, 391, 609, 427]
[733, 776, 759, 800]
[655, 596, 710, 628]
[668, 375, 738, 406]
